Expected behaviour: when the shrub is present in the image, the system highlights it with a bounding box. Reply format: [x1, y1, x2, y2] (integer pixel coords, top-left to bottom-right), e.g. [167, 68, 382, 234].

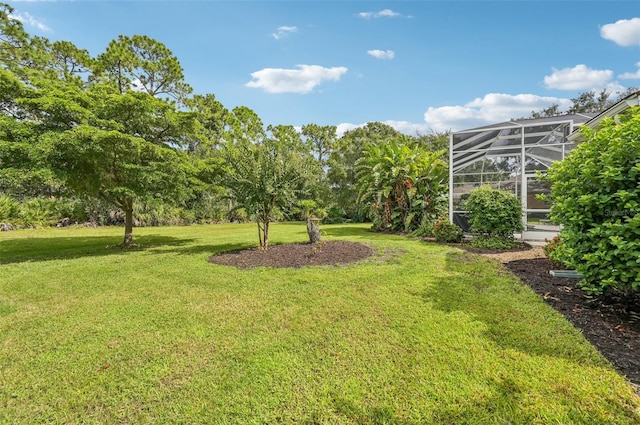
[433, 220, 463, 243]
[470, 236, 516, 250]
[465, 185, 523, 239]
[0, 195, 20, 222]
[323, 205, 349, 224]
[411, 216, 435, 238]
[546, 106, 640, 296]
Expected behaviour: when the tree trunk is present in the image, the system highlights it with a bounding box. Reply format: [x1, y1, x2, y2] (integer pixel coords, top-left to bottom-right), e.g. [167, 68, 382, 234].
[257, 220, 264, 248]
[123, 204, 134, 247]
[263, 219, 270, 250]
[306, 218, 322, 244]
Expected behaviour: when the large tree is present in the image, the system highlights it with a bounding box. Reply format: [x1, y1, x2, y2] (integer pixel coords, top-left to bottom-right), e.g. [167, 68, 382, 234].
[301, 123, 336, 169]
[45, 87, 193, 245]
[96, 34, 192, 100]
[0, 14, 199, 244]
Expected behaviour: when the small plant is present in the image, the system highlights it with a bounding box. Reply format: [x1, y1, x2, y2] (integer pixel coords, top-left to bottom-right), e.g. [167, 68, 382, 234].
[543, 235, 561, 258]
[433, 220, 463, 243]
[311, 239, 326, 256]
[543, 235, 569, 267]
[0, 195, 20, 223]
[470, 236, 516, 249]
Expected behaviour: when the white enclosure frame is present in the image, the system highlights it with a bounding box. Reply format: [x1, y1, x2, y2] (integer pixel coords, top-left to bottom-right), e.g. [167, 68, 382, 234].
[449, 114, 595, 240]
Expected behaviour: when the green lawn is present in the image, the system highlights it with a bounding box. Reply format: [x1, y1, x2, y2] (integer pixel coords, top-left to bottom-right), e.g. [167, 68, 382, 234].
[1, 223, 639, 424]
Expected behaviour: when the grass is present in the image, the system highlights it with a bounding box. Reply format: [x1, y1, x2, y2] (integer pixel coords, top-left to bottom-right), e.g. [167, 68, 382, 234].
[1, 222, 639, 424]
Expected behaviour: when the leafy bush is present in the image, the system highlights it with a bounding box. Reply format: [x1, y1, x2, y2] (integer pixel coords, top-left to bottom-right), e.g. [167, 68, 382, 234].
[470, 236, 516, 250]
[0, 195, 20, 222]
[465, 185, 523, 239]
[356, 136, 448, 233]
[433, 220, 463, 243]
[411, 216, 435, 238]
[546, 106, 640, 295]
[542, 235, 568, 266]
[323, 205, 349, 224]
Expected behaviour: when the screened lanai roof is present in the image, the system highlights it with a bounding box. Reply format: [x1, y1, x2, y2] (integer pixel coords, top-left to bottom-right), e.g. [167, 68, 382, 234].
[451, 113, 597, 173]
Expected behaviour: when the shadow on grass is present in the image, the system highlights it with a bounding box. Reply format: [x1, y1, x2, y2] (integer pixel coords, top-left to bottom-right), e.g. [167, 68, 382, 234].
[0, 234, 197, 265]
[321, 225, 391, 239]
[420, 249, 606, 366]
[163, 241, 257, 258]
[330, 396, 411, 425]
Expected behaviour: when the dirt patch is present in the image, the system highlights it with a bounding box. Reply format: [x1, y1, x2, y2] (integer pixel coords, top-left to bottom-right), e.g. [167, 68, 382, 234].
[461, 244, 640, 390]
[208, 240, 375, 269]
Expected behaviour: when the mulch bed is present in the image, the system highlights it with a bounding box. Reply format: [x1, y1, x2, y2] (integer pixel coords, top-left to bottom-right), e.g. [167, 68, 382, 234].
[503, 256, 640, 389]
[208, 238, 640, 390]
[207, 240, 375, 269]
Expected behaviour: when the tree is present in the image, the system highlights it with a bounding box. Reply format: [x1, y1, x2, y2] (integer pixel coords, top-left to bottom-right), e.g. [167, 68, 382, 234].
[221, 111, 312, 249]
[301, 123, 336, 169]
[44, 40, 94, 85]
[0, 19, 84, 200]
[568, 89, 612, 114]
[299, 199, 325, 244]
[529, 89, 629, 118]
[184, 93, 230, 156]
[45, 88, 193, 246]
[96, 34, 192, 100]
[530, 104, 560, 119]
[9, 28, 197, 244]
[356, 135, 447, 232]
[328, 122, 402, 218]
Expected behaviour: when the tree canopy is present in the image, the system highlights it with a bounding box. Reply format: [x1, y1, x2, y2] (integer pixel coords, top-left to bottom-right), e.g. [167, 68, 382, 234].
[1, 3, 454, 247]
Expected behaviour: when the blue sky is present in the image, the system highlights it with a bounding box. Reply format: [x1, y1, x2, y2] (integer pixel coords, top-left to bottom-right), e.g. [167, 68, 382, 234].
[8, 0, 640, 135]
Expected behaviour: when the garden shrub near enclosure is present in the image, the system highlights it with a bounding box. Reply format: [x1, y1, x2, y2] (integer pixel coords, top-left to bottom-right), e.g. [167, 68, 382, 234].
[433, 219, 463, 243]
[465, 185, 523, 248]
[546, 106, 640, 295]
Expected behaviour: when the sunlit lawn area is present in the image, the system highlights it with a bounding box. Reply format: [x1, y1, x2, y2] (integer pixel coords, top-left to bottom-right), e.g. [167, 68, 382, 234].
[1, 223, 639, 424]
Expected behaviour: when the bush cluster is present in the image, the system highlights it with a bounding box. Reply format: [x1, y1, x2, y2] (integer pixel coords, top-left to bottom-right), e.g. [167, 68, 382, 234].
[433, 219, 463, 243]
[465, 185, 523, 248]
[546, 106, 640, 296]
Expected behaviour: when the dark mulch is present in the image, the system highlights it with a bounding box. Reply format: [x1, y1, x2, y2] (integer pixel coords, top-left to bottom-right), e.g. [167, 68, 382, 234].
[207, 240, 375, 269]
[505, 256, 640, 389]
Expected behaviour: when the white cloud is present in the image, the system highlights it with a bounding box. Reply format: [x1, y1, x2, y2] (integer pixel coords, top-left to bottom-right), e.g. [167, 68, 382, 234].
[357, 9, 401, 19]
[336, 123, 362, 137]
[543, 64, 613, 90]
[423, 93, 573, 132]
[600, 17, 640, 46]
[620, 61, 640, 80]
[382, 120, 430, 135]
[271, 26, 298, 40]
[246, 65, 348, 94]
[8, 11, 51, 32]
[367, 49, 394, 60]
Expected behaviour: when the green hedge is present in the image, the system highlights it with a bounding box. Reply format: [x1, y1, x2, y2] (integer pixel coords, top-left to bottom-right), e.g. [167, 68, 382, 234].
[546, 106, 640, 295]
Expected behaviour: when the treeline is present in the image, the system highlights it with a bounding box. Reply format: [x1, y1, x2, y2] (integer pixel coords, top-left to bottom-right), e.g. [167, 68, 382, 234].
[0, 4, 448, 246]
